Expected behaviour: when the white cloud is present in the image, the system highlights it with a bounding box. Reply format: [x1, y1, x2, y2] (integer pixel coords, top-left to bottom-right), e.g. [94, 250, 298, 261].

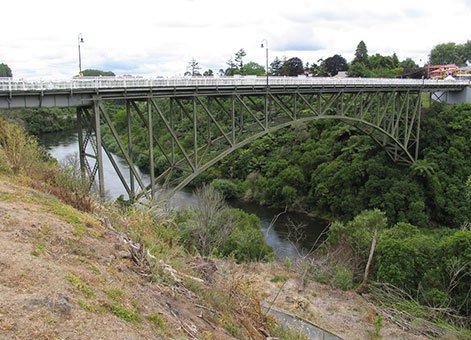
[1, 0, 469, 79]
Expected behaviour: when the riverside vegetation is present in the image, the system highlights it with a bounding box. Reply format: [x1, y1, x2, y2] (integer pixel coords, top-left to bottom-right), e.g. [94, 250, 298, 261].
[0, 102, 470, 338]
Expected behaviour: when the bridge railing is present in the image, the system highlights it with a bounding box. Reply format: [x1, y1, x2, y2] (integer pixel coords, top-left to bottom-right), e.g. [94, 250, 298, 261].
[0, 76, 470, 93]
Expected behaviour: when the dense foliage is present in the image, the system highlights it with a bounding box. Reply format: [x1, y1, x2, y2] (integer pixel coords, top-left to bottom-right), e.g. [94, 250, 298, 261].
[429, 41, 471, 66]
[325, 209, 470, 320]
[81, 69, 116, 77]
[0, 63, 12, 77]
[103, 99, 470, 230]
[347, 41, 420, 78]
[212, 103, 471, 228]
[0, 108, 76, 134]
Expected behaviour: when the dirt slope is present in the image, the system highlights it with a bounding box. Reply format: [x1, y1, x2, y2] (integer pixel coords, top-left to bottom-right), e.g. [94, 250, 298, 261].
[0, 178, 233, 339]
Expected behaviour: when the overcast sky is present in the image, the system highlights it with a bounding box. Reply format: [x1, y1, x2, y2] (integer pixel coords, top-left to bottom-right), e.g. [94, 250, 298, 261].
[1, 0, 470, 79]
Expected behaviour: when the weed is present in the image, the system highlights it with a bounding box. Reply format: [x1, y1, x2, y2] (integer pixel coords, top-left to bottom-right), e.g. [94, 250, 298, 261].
[104, 287, 124, 302]
[32, 224, 53, 240]
[285, 257, 292, 271]
[109, 303, 140, 322]
[271, 275, 288, 283]
[199, 331, 214, 340]
[63, 238, 93, 257]
[65, 273, 96, 298]
[78, 299, 106, 313]
[0, 192, 14, 201]
[331, 265, 353, 291]
[268, 319, 308, 340]
[223, 321, 239, 337]
[367, 314, 383, 339]
[31, 243, 47, 256]
[147, 312, 166, 329]
[131, 299, 140, 311]
[46, 316, 57, 326]
[32, 194, 100, 238]
[79, 258, 101, 275]
[313, 270, 329, 285]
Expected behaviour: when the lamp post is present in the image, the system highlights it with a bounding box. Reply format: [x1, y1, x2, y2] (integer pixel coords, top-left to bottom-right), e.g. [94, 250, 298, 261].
[260, 39, 269, 129]
[78, 33, 84, 77]
[260, 39, 269, 87]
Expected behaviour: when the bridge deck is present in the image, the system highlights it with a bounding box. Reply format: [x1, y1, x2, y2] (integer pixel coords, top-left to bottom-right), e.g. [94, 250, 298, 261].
[0, 77, 469, 109]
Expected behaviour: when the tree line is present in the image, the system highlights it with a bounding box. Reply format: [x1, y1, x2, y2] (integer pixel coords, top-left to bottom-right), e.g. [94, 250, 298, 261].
[1, 40, 469, 79]
[186, 40, 471, 79]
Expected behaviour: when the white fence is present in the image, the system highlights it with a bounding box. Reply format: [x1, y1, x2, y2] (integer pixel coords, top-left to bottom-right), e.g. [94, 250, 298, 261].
[0, 76, 469, 93]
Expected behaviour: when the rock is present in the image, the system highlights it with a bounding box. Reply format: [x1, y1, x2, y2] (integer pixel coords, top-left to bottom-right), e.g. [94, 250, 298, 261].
[117, 250, 131, 259]
[24, 294, 73, 315]
[53, 295, 73, 314]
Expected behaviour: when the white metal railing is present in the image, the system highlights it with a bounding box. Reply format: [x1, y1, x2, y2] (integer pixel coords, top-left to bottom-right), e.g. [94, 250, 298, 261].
[0, 76, 469, 93]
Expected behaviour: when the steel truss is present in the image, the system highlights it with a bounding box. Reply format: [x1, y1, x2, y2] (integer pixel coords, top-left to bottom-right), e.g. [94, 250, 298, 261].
[77, 88, 422, 200]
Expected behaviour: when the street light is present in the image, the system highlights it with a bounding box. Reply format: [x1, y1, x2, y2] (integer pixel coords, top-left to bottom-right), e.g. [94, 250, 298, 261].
[260, 39, 269, 88]
[260, 39, 269, 128]
[78, 33, 84, 77]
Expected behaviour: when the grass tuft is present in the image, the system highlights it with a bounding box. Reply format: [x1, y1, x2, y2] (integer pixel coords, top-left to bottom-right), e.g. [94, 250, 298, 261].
[65, 273, 96, 298]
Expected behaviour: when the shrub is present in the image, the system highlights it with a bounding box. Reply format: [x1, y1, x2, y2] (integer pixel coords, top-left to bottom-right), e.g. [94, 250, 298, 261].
[211, 178, 242, 198]
[331, 265, 353, 290]
[0, 117, 47, 176]
[181, 185, 273, 262]
[376, 224, 437, 290]
[219, 208, 274, 262]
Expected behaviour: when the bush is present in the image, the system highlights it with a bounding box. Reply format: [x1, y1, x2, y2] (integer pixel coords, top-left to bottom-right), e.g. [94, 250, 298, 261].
[327, 209, 387, 273]
[211, 178, 242, 198]
[0, 117, 47, 176]
[181, 185, 273, 262]
[331, 265, 353, 290]
[376, 223, 437, 289]
[219, 209, 274, 262]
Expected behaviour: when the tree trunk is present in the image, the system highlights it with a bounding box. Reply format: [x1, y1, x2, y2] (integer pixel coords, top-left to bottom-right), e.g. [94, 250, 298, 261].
[357, 229, 377, 293]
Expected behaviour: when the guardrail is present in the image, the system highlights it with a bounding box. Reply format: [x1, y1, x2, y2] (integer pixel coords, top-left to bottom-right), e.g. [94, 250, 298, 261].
[0, 76, 469, 92]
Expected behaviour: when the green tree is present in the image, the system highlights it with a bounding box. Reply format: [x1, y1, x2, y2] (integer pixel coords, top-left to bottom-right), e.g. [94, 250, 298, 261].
[269, 57, 283, 76]
[347, 62, 370, 77]
[353, 41, 368, 65]
[280, 57, 304, 76]
[234, 49, 247, 69]
[458, 40, 471, 64]
[391, 53, 400, 68]
[0, 63, 13, 77]
[240, 62, 265, 76]
[185, 58, 201, 76]
[322, 54, 348, 76]
[466, 175, 471, 201]
[81, 69, 115, 76]
[400, 58, 418, 69]
[429, 42, 466, 65]
[368, 54, 395, 69]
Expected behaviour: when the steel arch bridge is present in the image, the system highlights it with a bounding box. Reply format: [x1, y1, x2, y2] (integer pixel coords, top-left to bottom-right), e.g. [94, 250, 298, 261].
[1, 77, 469, 200]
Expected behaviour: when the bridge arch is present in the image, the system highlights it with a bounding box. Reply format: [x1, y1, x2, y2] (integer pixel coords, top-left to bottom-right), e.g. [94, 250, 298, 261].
[77, 87, 423, 200]
[165, 115, 416, 196]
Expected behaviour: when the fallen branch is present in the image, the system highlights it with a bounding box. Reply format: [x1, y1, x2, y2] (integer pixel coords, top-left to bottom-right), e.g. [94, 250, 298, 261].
[146, 251, 204, 284]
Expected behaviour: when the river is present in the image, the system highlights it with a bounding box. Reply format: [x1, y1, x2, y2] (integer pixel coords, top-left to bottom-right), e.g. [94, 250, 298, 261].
[38, 130, 328, 259]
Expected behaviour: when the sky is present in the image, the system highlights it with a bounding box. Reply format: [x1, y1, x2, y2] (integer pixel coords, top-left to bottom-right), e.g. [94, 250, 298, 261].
[1, 0, 470, 80]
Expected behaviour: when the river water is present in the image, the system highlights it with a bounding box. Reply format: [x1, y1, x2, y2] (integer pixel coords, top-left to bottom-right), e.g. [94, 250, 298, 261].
[38, 130, 327, 259]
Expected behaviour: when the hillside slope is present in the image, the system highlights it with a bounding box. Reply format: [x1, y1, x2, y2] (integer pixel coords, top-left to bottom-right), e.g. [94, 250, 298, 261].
[0, 178, 235, 339]
[0, 176, 433, 339]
